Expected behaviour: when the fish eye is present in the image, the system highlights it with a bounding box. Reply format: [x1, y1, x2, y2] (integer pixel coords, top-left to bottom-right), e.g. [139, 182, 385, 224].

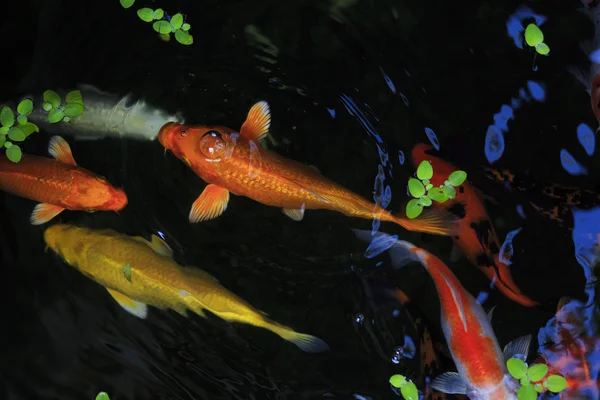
[180, 129, 187, 137]
[199, 130, 226, 159]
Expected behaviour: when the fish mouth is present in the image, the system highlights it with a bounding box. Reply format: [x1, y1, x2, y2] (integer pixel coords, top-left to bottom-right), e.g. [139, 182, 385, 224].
[43, 224, 71, 253]
[157, 122, 178, 150]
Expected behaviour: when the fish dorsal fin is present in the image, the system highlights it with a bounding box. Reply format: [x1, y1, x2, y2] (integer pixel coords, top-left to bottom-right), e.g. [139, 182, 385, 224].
[431, 372, 467, 395]
[438, 269, 468, 332]
[184, 266, 219, 283]
[106, 288, 148, 319]
[131, 234, 173, 257]
[48, 135, 77, 166]
[487, 305, 496, 321]
[503, 334, 532, 361]
[239, 101, 271, 142]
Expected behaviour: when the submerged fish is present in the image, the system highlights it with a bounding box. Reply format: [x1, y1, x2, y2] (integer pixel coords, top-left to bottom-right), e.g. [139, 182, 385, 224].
[43, 224, 329, 353]
[354, 229, 531, 400]
[0, 136, 127, 224]
[158, 101, 457, 236]
[412, 144, 538, 307]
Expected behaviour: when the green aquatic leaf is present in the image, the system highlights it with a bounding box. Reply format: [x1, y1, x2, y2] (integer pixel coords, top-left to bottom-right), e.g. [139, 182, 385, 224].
[182, 23, 190, 31]
[0, 135, 5, 147]
[20, 122, 39, 137]
[517, 384, 537, 400]
[6, 144, 22, 163]
[417, 160, 433, 180]
[119, 0, 135, 8]
[0, 126, 9, 135]
[63, 103, 84, 118]
[153, 20, 172, 34]
[420, 195, 432, 207]
[42, 102, 53, 112]
[175, 29, 193, 45]
[507, 358, 528, 379]
[122, 264, 132, 282]
[171, 13, 183, 29]
[428, 187, 449, 203]
[63, 117, 71, 123]
[137, 8, 154, 22]
[48, 108, 65, 124]
[159, 33, 171, 42]
[545, 375, 567, 392]
[425, 183, 433, 191]
[66, 90, 84, 105]
[536, 43, 550, 55]
[400, 382, 419, 400]
[153, 8, 164, 19]
[448, 170, 467, 186]
[96, 392, 110, 400]
[528, 363, 548, 382]
[408, 178, 425, 198]
[17, 114, 27, 125]
[534, 383, 544, 393]
[441, 185, 456, 199]
[521, 376, 531, 386]
[43, 90, 61, 107]
[8, 127, 26, 142]
[406, 199, 423, 219]
[4, 140, 12, 148]
[1, 106, 14, 127]
[17, 99, 33, 116]
[525, 23, 544, 47]
[389, 374, 406, 388]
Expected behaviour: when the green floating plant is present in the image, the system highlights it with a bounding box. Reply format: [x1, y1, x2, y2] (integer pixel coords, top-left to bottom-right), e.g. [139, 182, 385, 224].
[42, 90, 85, 124]
[389, 374, 419, 400]
[507, 358, 567, 400]
[119, 0, 135, 8]
[406, 160, 467, 219]
[122, 263, 132, 282]
[0, 99, 40, 163]
[96, 392, 110, 400]
[136, 7, 193, 45]
[524, 23, 550, 56]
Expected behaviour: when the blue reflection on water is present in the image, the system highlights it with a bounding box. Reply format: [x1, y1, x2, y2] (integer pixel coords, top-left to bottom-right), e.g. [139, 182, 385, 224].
[424, 127, 440, 150]
[577, 122, 596, 156]
[380, 67, 397, 94]
[499, 227, 522, 266]
[398, 150, 405, 165]
[560, 149, 588, 176]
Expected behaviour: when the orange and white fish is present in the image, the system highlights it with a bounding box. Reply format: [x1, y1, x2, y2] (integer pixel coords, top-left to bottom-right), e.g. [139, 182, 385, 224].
[354, 229, 531, 400]
[412, 143, 538, 307]
[0, 136, 127, 224]
[158, 102, 457, 236]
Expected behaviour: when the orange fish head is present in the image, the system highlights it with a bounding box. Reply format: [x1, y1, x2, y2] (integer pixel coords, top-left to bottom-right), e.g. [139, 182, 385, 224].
[105, 186, 128, 211]
[158, 122, 236, 164]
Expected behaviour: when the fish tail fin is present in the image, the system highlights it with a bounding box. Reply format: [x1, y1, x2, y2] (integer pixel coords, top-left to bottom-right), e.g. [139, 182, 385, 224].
[268, 323, 330, 353]
[392, 208, 459, 236]
[352, 229, 422, 270]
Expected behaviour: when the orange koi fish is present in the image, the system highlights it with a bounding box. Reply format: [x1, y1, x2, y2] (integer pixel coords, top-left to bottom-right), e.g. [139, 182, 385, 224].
[412, 144, 538, 307]
[0, 136, 127, 224]
[354, 230, 531, 400]
[157, 102, 457, 236]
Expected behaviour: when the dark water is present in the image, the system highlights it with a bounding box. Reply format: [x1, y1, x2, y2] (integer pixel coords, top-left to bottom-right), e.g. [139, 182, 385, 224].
[1, 0, 600, 399]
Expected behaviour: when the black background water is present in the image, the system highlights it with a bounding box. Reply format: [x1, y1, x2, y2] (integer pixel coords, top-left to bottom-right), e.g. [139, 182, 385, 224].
[0, 0, 598, 399]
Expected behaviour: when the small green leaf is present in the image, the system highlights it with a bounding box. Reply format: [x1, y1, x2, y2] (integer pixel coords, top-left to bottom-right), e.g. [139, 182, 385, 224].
[65, 90, 84, 105]
[96, 392, 110, 400]
[406, 199, 423, 219]
[408, 178, 425, 198]
[389, 374, 406, 388]
[417, 160, 433, 180]
[1, 107, 15, 127]
[43, 90, 61, 107]
[534, 383, 544, 393]
[123, 264, 132, 282]
[159, 33, 171, 42]
[42, 102, 53, 112]
[425, 183, 433, 191]
[63, 103, 84, 118]
[153, 8, 164, 19]
[182, 23, 190, 31]
[536, 43, 550, 55]
[441, 185, 456, 199]
[507, 358, 528, 379]
[8, 127, 26, 142]
[63, 117, 71, 123]
[17, 114, 27, 125]
[448, 170, 467, 186]
[517, 384, 537, 400]
[545, 375, 567, 393]
[175, 29, 193, 45]
[48, 108, 65, 124]
[171, 13, 183, 29]
[153, 20, 172, 34]
[428, 187, 449, 203]
[17, 99, 33, 116]
[420, 195, 432, 207]
[6, 144, 22, 163]
[137, 8, 154, 22]
[4, 141, 12, 148]
[0, 135, 5, 147]
[119, 0, 135, 8]
[400, 382, 419, 400]
[528, 363, 548, 382]
[20, 122, 39, 137]
[521, 376, 531, 386]
[525, 23, 544, 47]
[0, 126, 8, 135]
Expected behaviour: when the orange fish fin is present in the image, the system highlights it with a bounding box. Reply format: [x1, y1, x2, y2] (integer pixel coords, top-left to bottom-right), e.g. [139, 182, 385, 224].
[30, 203, 65, 225]
[189, 184, 230, 223]
[106, 288, 148, 319]
[48, 135, 77, 166]
[395, 208, 459, 236]
[282, 207, 305, 221]
[239, 101, 271, 142]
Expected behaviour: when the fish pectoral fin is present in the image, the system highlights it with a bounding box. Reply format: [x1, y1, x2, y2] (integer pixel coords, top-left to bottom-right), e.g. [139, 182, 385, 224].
[239, 101, 271, 142]
[183, 266, 220, 283]
[282, 207, 305, 221]
[503, 334, 532, 361]
[309, 165, 321, 174]
[30, 203, 65, 225]
[106, 288, 148, 319]
[431, 372, 467, 395]
[189, 184, 230, 223]
[48, 135, 77, 166]
[130, 235, 172, 258]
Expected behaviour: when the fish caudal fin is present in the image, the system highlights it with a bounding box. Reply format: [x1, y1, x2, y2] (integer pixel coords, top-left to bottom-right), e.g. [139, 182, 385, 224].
[106, 288, 148, 319]
[269, 324, 329, 353]
[394, 208, 458, 236]
[30, 203, 65, 225]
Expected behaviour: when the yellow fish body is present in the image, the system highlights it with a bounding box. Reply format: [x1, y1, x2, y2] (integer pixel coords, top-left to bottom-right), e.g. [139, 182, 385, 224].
[43, 224, 329, 353]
